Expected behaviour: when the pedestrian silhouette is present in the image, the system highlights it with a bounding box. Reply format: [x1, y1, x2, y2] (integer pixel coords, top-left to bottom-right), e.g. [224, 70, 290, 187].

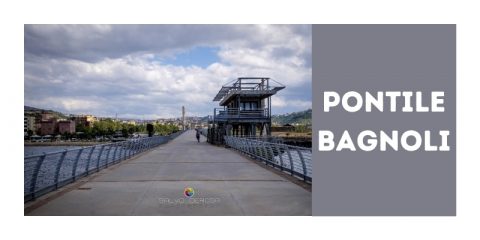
[195, 129, 200, 142]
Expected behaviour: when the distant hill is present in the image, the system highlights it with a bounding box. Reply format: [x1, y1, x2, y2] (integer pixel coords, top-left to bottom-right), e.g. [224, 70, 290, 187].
[272, 109, 312, 126]
[24, 105, 68, 119]
[200, 115, 211, 122]
[24, 106, 44, 112]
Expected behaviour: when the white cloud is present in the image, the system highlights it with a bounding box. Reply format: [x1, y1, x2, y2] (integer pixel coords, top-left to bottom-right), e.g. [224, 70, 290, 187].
[29, 97, 102, 112]
[272, 96, 311, 109]
[24, 25, 312, 118]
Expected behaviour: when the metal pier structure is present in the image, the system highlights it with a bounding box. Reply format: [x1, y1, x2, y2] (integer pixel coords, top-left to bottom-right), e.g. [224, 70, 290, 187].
[207, 77, 285, 144]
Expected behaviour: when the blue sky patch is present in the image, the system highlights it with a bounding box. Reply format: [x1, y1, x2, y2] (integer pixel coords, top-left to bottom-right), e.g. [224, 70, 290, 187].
[161, 46, 220, 68]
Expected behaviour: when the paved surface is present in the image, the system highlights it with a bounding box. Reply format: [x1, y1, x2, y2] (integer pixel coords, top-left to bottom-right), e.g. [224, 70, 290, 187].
[26, 130, 311, 216]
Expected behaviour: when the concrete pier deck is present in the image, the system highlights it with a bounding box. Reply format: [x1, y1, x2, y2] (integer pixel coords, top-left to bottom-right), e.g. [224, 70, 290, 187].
[25, 130, 311, 216]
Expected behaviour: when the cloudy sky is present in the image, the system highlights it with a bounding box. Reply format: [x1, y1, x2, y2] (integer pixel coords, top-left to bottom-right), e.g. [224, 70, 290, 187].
[24, 25, 311, 119]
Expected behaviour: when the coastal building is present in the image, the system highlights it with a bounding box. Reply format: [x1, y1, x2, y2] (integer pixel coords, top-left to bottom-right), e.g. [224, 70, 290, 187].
[71, 114, 96, 127]
[58, 120, 76, 134]
[41, 112, 54, 121]
[24, 115, 36, 134]
[40, 119, 56, 136]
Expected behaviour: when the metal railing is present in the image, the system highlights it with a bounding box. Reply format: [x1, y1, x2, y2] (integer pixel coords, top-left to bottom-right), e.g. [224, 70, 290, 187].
[214, 108, 269, 120]
[234, 135, 284, 144]
[24, 130, 185, 202]
[224, 136, 311, 183]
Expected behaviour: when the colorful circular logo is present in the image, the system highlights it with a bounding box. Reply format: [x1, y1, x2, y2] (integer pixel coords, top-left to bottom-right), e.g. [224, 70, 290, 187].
[184, 187, 195, 197]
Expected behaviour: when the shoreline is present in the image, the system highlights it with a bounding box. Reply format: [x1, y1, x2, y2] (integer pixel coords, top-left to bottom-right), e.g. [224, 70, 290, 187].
[24, 142, 103, 147]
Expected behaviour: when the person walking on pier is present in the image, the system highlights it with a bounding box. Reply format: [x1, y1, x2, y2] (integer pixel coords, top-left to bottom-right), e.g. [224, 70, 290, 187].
[195, 129, 200, 142]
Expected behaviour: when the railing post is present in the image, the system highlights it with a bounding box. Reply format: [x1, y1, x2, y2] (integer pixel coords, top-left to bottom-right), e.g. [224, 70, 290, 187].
[261, 141, 267, 163]
[143, 138, 148, 151]
[133, 140, 138, 155]
[72, 148, 84, 181]
[111, 142, 117, 164]
[29, 153, 46, 199]
[140, 139, 145, 152]
[123, 141, 129, 160]
[285, 146, 294, 176]
[114, 143, 119, 162]
[254, 140, 262, 159]
[125, 140, 129, 156]
[275, 144, 284, 171]
[137, 139, 142, 153]
[248, 139, 254, 156]
[85, 146, 95, 173]
[116, 143, 122, 162]
[136, 140, 141, 153]
[105, 145, 112, 168]
[54, 150, 68, 189]
[128, 140, 134, 157]
[235, 137, 239, 150]
[113, 144, 118, 162]
[112, 144, 119, 163]
[296, 149, 307, 182]
[117, 142, 123, 161]
[266, 143, 275, 164]
[237, 137, 241, 151]
[96, 145, 105, 172]
[131, 141, 137, 155]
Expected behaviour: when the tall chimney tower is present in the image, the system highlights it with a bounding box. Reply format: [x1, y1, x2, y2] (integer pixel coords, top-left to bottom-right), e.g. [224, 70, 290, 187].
[182, 106, 185, 130]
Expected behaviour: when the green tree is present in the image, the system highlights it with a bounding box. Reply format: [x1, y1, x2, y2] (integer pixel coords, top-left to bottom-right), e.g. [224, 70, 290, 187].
[127, 124, 136, 135]
[84, 126, 93, 139]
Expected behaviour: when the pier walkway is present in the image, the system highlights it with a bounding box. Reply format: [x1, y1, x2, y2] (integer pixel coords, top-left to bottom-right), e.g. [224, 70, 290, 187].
[26, 130, 311, 215]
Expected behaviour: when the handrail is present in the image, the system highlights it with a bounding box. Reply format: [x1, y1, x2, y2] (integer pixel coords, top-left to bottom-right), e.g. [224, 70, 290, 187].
[224, 136, 312, 183]
[24, 130, 186, 202]
[214, 108, 269, 119]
